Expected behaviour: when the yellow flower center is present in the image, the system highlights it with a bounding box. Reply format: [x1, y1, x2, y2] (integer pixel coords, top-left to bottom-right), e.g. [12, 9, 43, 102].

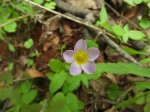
[74, 50, 89, 65]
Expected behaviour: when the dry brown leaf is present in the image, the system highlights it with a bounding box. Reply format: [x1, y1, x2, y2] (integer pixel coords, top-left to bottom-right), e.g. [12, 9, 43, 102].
[52, 37, 60, 45]
[48, 18, 60, 31]
[124, 6, 139, 19]
[26, 68, 44, 78]
[104, 74, 117, 84]
[43, 42, 52, 51]
[0, 82, 5, 87]
[63, 23, 72, 37]
[65, 0, 97, 9]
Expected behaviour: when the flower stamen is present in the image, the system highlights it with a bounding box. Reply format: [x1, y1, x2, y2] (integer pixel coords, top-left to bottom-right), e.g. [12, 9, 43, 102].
[74, 50, 89, 65]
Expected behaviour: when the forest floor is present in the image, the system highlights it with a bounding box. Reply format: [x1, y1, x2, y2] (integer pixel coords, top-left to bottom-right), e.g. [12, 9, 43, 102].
[0, 0, 150, 112]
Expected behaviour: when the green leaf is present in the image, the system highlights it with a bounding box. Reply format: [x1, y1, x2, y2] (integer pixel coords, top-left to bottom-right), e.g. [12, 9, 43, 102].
[20, 104, 42, 112]
[134, 92, 145, 105]
[112, 25, 124, 36]
[44, 2, 56, 10]
[115, 93, 144, 109]
[127, 30, 145, 40]
[7, 106, 20, 112]
[9, 88, 21, 105]
[134, 82, 150, 92]
[24, 38, 34, 49]
[85, 69, 102, 80]
[97, 62, 150, 77]
[0, 87, 11, 101]
[49, 59, 64, 73]
[123, 24, 129, 32]
[80, 70, 101, 88]
[107, 84, 122, 100]
[27, 58, 34, 67]
[144, 103, 150, 112]
[133, 0, 143, 4]
[46, 72, 55, 80]
[86, 40, 99, 48]
[100, 4, 108, 24]
[8, 43, 15, 52]
[0, 71, 13, 84]
[66, 93, 79, 112]
[139, 18, 150, 29]
[81, 75, 89, 88]
[143, 0, 150, 3]
[140, 58, 150, 64]
[78, 101, 84, 110]
[121, 46, 147, 55]
[3, 22, 17, 33]
[21, 89, 37, 104]
[122, 33, 129, 43]
[146, 93, 150, 103]
[124, 0, 135, 6]
[50, 71, 67, 93]
[0, 87, 21, 105]
[20, 81, 32, 93]
[46, 92, 66, 112]
[33, 0, 44, 4]
[63, 75, 81, 93]
[122, 24, 129, 43]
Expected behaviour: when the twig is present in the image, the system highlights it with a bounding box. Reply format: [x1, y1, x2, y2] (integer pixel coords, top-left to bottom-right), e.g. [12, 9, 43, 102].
[127, 76, 150, 82]
[24, 0, 104, 33]
[0, 14, 30, 29]
[101, 34, 140, 64]
[24, 0, 140, 65]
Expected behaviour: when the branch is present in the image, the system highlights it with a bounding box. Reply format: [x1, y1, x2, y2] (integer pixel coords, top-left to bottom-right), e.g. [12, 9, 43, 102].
[0, 14, 30, 29]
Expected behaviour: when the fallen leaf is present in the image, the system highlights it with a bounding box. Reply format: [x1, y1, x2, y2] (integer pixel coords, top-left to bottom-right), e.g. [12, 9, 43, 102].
[124, 6, 139, 19]
[43, 42, 52, 51]
[52, 36, 60, 45]
[48, 17, 60, 31]
[38, 49, 57, 63]
[0, 82, 5, 87]
[26, 68, 44, 78]
[63, 23, 72, 37]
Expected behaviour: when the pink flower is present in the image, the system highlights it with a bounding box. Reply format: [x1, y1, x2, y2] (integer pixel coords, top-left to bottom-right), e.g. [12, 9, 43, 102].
[63, 39, 100, 76]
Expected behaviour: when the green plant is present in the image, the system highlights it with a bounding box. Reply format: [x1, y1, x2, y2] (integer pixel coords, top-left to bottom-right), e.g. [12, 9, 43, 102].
[24, 38, 34, 49]
[33, 0, 56, 9]
[95, 5, 146, 43]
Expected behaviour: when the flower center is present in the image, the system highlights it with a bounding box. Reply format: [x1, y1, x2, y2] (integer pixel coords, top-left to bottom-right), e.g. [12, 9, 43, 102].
[74, 50, 89, 65]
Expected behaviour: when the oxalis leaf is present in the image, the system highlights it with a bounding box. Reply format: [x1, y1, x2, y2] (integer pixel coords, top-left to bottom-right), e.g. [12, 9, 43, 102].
[3, 22, 17, 33]
[49, 59, 65, 73]
[115, 92, 145, 109]
[63, 75, 81, 94]
[127, 30, 145, 40]
[50, 71, 67, 93]
[24, 38, 34, 49]
[100, 4, 108, 24]
[97, 62, 150, 77]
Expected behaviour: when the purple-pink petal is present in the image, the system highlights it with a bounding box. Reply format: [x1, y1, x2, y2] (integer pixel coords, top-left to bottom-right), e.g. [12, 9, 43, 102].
[70, 62, 82, 76]
[88, 48, 100, 61]
[74, 39, 87, 51]
[81, 62, 96, 74]
[63, 50, 75, 63]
